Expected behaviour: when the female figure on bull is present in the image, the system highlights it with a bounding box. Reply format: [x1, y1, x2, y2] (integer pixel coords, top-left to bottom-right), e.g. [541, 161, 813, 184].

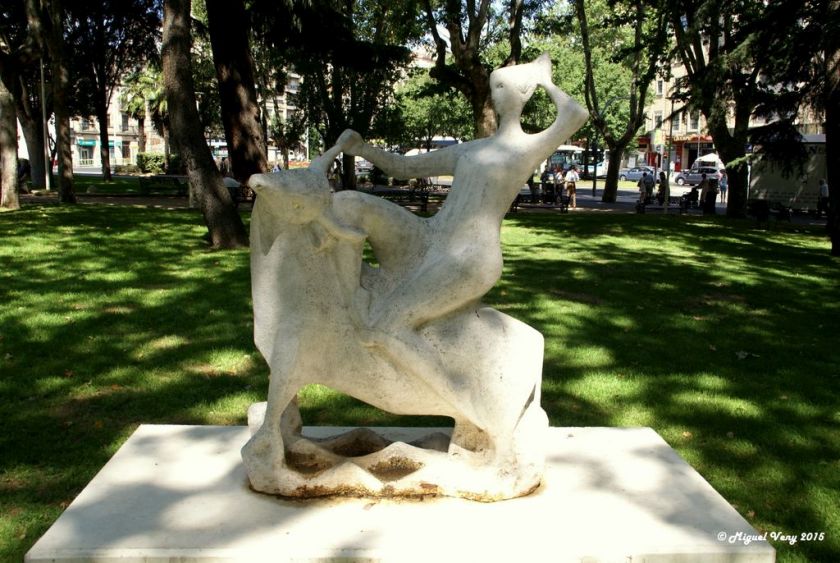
[338, 53, 588, 338]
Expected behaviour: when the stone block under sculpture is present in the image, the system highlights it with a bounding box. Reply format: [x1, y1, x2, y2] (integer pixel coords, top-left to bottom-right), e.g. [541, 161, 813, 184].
[242, 53, 589, 501]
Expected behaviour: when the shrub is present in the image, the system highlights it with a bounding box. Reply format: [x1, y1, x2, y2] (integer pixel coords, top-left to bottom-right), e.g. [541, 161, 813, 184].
[136, 153, 166, 174]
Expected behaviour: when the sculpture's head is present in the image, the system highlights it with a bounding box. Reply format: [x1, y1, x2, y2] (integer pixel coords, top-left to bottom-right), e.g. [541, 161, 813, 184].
[489, 53, 552, 117]
[248, 169, 331, 225]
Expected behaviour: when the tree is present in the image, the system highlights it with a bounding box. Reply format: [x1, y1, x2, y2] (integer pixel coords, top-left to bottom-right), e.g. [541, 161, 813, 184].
[744, 0, 839, 254]
[205, 0, 268, 181]
[0, 77, 19, 210]
[384, 70, 472, 150]
[662, 0, 828, 218]
[0, 2, 50, 190]
[575, 0, 670, 203]
[825, 1, 840, 255]
[422, 0, 543, 138]
[29, 0, 75, 203]
[66, 0, 160, 181]
[267, 112, 306, 169]
[120, 67, 155, 154]
[288, 0, 420, 189]
[162, 0, 248, 248]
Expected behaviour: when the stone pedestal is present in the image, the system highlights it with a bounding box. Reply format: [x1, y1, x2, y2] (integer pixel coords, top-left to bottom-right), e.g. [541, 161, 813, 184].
[26, 425, 775, 562]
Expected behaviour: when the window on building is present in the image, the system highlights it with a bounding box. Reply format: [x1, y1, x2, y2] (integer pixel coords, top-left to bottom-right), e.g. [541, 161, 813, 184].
[672, 112, 681, 132]
[121, 144, 131, 160]
[656, 80, 664, 97]
[121, 113, 130, 132]
[654, 111, 663, 129]
[81, 118, 91, 130]
[690, 111, 700, 131]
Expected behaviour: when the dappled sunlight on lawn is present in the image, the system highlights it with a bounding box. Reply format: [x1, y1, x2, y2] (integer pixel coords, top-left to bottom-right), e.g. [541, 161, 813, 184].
[0, 205, 838, 561]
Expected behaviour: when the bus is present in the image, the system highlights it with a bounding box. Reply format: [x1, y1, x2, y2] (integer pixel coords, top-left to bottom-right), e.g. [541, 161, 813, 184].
[546, 145, 583, 171]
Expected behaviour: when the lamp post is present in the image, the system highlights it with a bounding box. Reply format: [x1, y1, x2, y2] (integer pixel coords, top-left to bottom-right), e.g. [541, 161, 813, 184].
[40, 58, 51, 191]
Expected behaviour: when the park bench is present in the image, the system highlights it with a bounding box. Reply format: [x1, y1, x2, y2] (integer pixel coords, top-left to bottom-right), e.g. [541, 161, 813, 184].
[361, 186, 434, 213]
[516, 182, 569, 212]
[636, 194, 699, 214]
[138, 174, 189, 196]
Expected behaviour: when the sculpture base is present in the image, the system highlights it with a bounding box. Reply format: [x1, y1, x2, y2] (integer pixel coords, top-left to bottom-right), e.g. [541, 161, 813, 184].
[26, 425, 774, 562]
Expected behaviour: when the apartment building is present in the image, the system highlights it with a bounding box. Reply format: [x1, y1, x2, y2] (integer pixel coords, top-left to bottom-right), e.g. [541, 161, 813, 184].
[18, 73, 304, 170]
[641, 65, 824, 173]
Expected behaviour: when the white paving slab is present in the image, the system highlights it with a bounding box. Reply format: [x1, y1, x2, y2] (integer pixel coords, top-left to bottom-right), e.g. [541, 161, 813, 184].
[26, 425, 775, 562]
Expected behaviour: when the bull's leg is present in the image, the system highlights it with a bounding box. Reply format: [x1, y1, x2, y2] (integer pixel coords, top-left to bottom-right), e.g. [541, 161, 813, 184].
[241, 350, 301, 491]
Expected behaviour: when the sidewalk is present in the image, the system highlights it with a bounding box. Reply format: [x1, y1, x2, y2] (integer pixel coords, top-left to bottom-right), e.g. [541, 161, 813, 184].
[19, 183, 826, 227]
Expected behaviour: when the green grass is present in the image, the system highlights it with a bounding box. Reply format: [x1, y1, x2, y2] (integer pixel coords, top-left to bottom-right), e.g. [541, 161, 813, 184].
[72, 175, 143, 194]
[1, 204, 838, 561]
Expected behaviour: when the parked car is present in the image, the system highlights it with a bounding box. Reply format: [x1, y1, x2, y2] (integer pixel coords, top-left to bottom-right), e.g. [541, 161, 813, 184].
[354, 157, 374, 174]
[618, 166, 656, 182]
[674, 166, 721, 186]
[581, 161, 608, 179]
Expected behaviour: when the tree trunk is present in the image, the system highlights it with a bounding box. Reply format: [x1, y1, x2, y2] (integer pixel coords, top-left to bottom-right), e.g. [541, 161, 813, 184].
[711, 133, 749, 219]
[137, 115, 146, 153]
[0, 80, 20, 210]
[472, 85, 497, 138]
[825, 2, 840, 256]
[162, 0, 248, 249]
[163, 125, 171, 170]
[341, 152, 357, 190]
[205, 0, 267, 183]
[96, 100, 112, 181]
[18, 115, 47, 189]
[45, 0, 75, 203]
[601, 144, 628, 203]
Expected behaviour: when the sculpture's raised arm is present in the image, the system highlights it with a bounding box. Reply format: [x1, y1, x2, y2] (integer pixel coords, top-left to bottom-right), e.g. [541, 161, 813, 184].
[309, 139, 346, 177]
[530, 80, 589, 151]
[338, 129, 458, 179]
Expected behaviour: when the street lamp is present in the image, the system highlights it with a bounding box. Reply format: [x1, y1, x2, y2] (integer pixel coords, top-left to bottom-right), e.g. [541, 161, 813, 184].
[40, 58, 51, 191]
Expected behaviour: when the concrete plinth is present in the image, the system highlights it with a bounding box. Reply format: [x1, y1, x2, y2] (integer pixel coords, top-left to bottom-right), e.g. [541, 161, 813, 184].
[26, 425, 774, 562]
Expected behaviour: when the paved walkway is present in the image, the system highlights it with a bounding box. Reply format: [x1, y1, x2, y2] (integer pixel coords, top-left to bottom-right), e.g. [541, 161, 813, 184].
[18, 184, 826, 226]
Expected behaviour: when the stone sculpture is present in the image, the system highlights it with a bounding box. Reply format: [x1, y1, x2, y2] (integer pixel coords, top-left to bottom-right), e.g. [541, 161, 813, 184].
[242, 53, 588, 501]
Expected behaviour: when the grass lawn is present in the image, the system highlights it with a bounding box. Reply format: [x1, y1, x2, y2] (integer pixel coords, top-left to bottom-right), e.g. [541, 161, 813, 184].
[72, 174, 143, 195]
[1, 203, 838, 561]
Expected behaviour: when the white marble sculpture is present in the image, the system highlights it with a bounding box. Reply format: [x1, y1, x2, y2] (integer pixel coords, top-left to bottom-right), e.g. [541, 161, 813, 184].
[242, 53, 588, 501]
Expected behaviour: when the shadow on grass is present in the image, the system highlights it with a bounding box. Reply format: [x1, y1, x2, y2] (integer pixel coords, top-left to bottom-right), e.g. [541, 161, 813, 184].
[0, 206, 837, 560]
[494, 213, 839, 561]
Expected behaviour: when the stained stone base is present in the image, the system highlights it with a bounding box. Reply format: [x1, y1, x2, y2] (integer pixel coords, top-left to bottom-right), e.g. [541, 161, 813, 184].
[26, 425, 775, 562]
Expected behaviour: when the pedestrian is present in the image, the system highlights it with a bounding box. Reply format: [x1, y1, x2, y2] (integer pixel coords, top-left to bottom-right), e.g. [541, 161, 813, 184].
[564, 165, 580, 208]
[719, 169, 728, 203]
[658, 171, 670, 213]
[219, 156, 230, 177]
[643, 170, 656, 202]
[638, 172, 649, 203]
[818, 178, 829, 217]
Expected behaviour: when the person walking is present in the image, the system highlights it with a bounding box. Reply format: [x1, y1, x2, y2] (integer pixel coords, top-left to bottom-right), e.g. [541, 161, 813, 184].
[564, 165, 579, 208]
[659, 171, 670, 213]
[643, 170, 655, 203]
[638, 172, 649, 203]
[719, 169, 728, 203]
[818, 178, 829, 217]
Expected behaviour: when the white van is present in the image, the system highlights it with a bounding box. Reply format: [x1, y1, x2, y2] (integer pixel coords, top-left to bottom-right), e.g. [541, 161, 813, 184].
[748, 135, 826, 211]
